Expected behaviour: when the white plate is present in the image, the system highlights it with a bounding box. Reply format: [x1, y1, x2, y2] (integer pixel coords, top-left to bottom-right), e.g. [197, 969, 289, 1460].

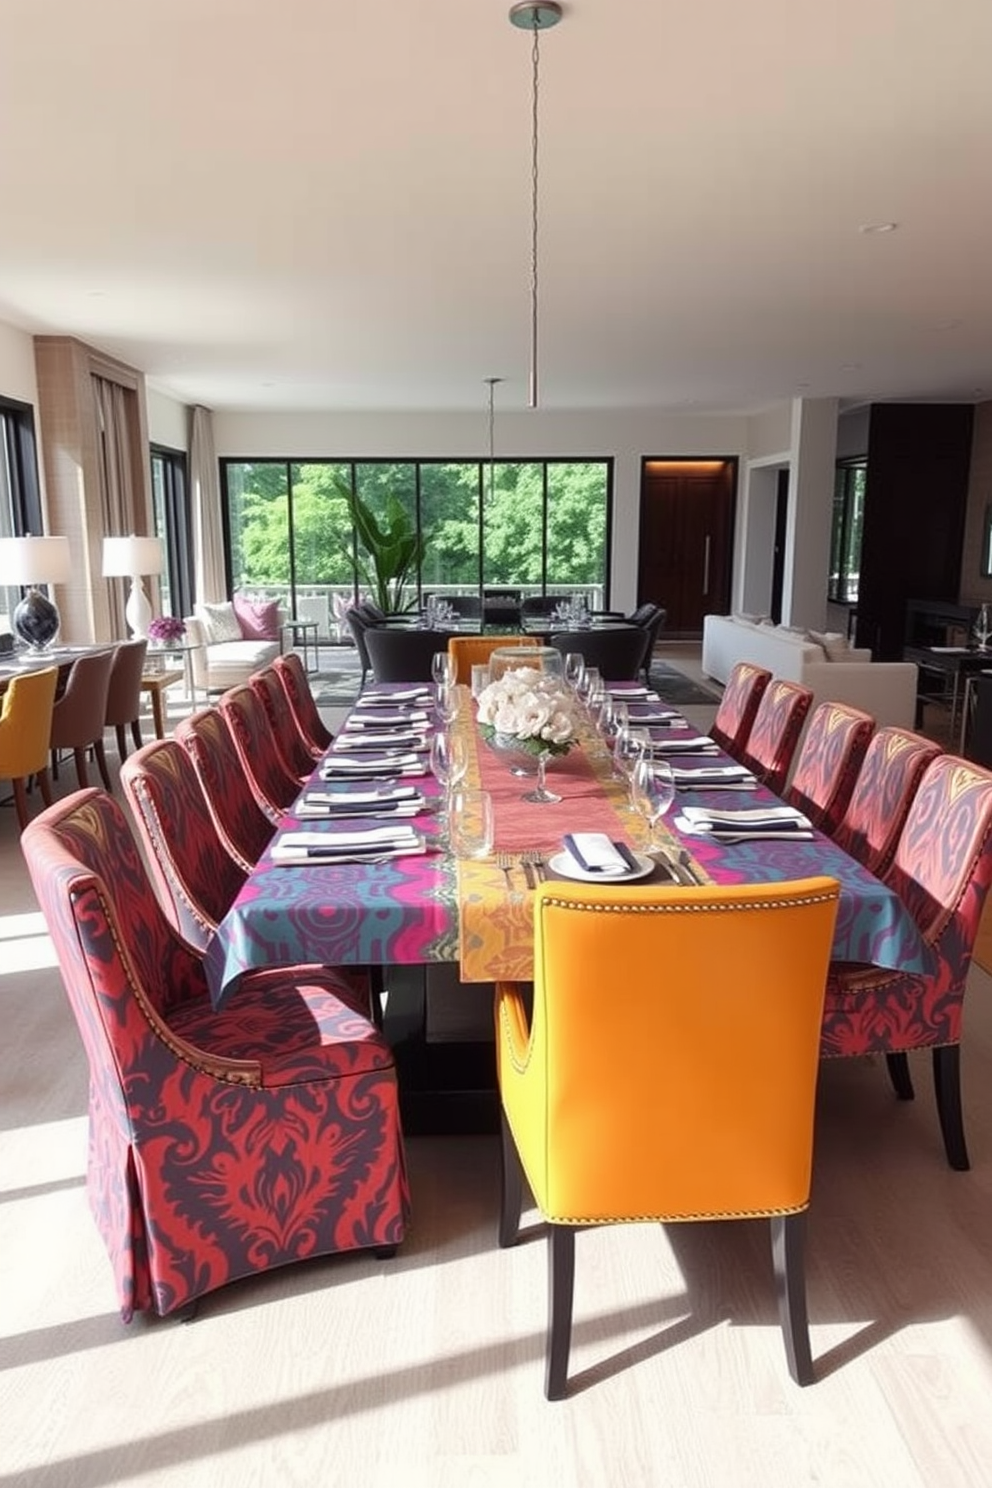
[547, 850, 656, 884]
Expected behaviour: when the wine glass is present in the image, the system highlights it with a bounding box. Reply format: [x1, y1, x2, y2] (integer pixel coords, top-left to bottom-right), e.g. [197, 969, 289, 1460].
[434, 680, 459, 727]
[974, 604, 992, 652]
[563, 652, 585, 691]
[577, 665, 601, 709]
[429, 730, 467, 835]
[614, 724, 648, 802]
[632, 756, 675, 850]
[432, 650, 455, 689]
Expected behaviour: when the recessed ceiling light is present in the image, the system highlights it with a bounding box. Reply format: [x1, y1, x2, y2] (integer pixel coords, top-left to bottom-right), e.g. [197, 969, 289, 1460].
[859, 222, 898, 234]
[839, 363, 862, 373]
[932, 318, 961, 332]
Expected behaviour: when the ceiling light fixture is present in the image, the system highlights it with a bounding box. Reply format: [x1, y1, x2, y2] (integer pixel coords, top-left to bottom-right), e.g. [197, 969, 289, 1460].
[859, 222, 898, 234]
[484, 376, 504, 510]
[509, 2, 563, 410]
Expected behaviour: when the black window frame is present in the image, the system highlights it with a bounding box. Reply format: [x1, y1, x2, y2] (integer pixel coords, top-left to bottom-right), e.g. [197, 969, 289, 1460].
[829, 456, 866, 605]
[150, 443, 193, 619]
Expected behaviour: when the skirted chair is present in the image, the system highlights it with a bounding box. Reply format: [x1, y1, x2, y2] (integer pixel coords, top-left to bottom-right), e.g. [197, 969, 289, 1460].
[21, 789, 409, 1321]
[830, 726, 941, 877]
[365, 625, 457, 683]
[103, 637, 148, 761]
[248, 665, 316, 782]
[50, 648, 116, 790]
[784, 701, 875, 835]
[0, 665, 58, 830]
[740, 678, 814, 795]
[217, 683, 302, 819]
[548, 625, 648, 682]
[175, 709, 276, 870]
[496, 875, 841, 1399]
[709, 661, 772, 758]
[822, 753, 992, 1170]
[273, 651, 333, 755]
[447, 633, 534, 686]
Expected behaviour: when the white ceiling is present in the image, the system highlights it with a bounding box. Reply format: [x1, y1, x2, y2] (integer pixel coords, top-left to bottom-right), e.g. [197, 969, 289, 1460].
[2, 0, 991, 416]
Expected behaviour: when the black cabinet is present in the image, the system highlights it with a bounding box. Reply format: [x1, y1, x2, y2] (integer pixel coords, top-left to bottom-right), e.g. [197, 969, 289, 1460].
[969, 674, 992, 767]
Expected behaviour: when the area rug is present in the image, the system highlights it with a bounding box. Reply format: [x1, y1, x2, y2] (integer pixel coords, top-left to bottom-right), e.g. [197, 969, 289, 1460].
[648, 660, 721, 708]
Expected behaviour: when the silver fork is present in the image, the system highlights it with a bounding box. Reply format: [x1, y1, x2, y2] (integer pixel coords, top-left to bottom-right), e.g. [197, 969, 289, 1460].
[522, 849, 546, 882]
[496, 851, 515, 890]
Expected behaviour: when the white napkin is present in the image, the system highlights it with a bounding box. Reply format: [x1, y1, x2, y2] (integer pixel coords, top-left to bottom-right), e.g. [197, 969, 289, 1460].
[671, 765, 755, 783]
[270, 826, 423, 863]
[675, 805, 813, 841]
[320, 753, 426, 777]
[360, 688, 433, 704]
[649, 737, 720, 754]
[608, 686, 652, 699]
[345, 710, 429, 729]
[295, 799, 424, 819]
[562, 832, 630, 874]
[331, 731, 427, 751]
[304, 786, 419, 805]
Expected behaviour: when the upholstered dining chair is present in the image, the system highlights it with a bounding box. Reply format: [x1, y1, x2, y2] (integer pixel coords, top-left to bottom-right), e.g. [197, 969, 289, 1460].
[272, 651, 333, 754]
[50, 648, 116, 790]
[548, 625, 648, 682]
[784, 701, 875, 835]
[496, 875, 841, 1399]
[447, 633, 533, 686]
[344, 605, 376, 688]
[21, 788, 409, 1321]
[830, 726, 941, 877]
[365, 625, 457, 683]
[249, 665, 315, 781]
[103, 637, 148, 761]
[217, 683, 301, 818]
[709, 661, 772, 758]
[627, 603, 668, 684]
[0, 666, 58, 830]
[740, 678, 814, 795]
[176, 709, 276, 870]
[822, 753, 992, 1170]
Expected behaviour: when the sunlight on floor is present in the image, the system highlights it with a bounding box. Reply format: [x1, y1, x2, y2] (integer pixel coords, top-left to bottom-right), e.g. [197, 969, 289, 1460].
[0, 909, 57, 973]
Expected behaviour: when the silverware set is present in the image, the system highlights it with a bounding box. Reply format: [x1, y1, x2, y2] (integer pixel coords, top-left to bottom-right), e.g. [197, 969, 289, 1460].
[495, 850, 546, 889]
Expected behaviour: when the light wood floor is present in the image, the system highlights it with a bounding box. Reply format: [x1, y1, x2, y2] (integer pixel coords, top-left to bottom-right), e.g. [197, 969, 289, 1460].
[3, 650, 992, 1487]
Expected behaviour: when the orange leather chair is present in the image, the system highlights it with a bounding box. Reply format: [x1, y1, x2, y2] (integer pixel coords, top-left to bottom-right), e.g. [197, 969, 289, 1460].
[0, 666, 58, 830]
[447, 634, 533, 686]
[496, 875, 841, 1399]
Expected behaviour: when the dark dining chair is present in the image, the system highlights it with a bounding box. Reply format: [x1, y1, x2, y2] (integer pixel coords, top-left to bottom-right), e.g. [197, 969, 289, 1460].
[830, 725, 941, 877]
[103, 637, 148, 760]
[176, 709, 277, 870]
[50, 648, 116, 790]
[548, 625, 648, 682]
[365, 626, 457, 683]
[627, 603, 668, 684]
[784, 701, 875, 835]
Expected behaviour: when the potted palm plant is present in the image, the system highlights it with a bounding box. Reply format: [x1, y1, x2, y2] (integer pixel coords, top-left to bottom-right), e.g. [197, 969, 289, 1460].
[339, 482, 425, 615]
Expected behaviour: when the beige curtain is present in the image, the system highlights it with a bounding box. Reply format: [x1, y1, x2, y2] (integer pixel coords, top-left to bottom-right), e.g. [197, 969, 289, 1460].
[189, 405, 226, 607]
[93, 375, 140, 637]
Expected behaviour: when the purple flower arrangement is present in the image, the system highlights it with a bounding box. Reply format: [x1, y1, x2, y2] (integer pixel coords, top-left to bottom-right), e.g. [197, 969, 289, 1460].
[147, 615, 186, 643]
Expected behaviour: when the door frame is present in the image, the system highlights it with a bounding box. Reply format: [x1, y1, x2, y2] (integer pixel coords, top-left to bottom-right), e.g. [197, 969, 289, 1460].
[636, 455, 739, 637]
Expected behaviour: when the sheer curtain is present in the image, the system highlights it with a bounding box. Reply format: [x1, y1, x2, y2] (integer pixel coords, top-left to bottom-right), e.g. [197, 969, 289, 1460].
[189, 405, 226, 607]
[93, 376, 140, 638]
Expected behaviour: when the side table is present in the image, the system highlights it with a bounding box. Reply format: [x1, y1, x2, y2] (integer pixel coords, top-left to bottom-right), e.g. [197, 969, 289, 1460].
[281, 619, 319, 674]
[140, 669, 184, 739]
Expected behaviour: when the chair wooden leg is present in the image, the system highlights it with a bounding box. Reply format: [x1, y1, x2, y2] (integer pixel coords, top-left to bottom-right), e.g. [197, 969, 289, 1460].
[886, 1052, 915, 1101]
[73, 748, 89, 789]
[94, 740, 112, 791]
[37, 766, 53, 808]
[12, 778, 30, 831]
[115, 723, 127, 760]
[498, 1110, 524, 1249]
[933, 1044, 969, 1171]
[546, 1225, 576, 1401]
[770, 1212, 814, 1386]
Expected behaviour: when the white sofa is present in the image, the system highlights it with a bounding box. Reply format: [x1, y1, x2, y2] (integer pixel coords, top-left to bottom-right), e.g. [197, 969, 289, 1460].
[701, 614, 919, 728]
[184, 610, 284, 695]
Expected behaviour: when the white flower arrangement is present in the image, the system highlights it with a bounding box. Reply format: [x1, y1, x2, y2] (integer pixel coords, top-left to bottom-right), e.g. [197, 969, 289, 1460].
[476, 666, 578, 757]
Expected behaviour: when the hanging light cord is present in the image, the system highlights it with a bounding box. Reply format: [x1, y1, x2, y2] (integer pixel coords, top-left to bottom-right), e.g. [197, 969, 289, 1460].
[528, 16, 541, 410]
[485, 377, 503, 507]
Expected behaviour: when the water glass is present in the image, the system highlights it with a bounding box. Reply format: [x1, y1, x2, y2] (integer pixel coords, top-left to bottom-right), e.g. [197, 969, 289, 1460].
[471, 663, 490, 700]
[435, 681, 459, 726]
[614, 723, 648, 799]
[578, 665, 602, 709]
[563, 652, 585, 691]
[632, 756, 676, 849]
[432, 650, 455, 689]
[449, 789, 495, 859]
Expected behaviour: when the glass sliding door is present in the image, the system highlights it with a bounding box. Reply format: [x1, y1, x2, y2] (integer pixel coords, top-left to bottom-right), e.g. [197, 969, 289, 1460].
[226, 462, 291, 600]
[419, 462, 481, 602]
[289, 462, 353, 635]
[546, 461, 609, 608]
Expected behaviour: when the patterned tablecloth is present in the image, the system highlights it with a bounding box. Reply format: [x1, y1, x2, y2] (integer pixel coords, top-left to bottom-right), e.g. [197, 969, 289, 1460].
[205, 685, 934, 1007]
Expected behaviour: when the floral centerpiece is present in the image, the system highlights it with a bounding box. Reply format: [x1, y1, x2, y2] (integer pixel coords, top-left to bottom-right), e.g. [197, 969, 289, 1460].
[476, 666, 578, 759]
[147, 615, 186, 645]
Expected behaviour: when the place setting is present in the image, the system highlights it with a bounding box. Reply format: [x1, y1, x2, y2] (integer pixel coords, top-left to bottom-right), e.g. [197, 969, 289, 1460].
[673, 804, 814, 843]
[294, 783, 429, 820]
[270, 823, 430, 865]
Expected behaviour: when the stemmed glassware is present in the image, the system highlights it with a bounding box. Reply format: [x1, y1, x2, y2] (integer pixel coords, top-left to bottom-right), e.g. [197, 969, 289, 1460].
[614, 724, 649, 805]
[974, 604, 992, 651]
[631, 756, 675, 849]
[429, 729, 468, 839]
[577, 666, 602, 711]
[563, 652, 585, 692]
[432, 651, 455, 690]
[434, 681, 459, 727]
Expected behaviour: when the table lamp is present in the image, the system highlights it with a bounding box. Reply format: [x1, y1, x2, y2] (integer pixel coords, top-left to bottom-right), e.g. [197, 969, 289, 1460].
[0, 534, 72, 650]
[102, 535, 164, 638]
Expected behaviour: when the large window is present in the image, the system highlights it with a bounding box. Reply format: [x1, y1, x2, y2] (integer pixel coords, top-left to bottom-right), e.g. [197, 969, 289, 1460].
[221, 457, 612, 629]
[0, 397, 43, 631]
[150, 445, 192, 619]
[829, 458, 866, 604]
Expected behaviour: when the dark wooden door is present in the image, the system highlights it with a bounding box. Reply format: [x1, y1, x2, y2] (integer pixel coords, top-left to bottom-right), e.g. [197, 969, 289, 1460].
[637, 460, 736, 635]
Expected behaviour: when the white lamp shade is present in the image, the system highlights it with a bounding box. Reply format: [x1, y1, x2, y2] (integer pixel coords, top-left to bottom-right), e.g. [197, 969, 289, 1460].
[0, 535, 72, 586]
[102, 535, 164, 578]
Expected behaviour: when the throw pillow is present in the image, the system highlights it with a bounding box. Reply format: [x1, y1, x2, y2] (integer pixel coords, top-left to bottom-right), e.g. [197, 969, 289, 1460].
[196, 600, 242, 645]
[233, 593, 281, 641]
[806, 628, 850, 661]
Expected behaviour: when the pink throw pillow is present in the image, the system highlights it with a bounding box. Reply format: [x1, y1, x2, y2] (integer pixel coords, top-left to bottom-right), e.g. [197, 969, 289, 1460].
[233, 594, 280, 641]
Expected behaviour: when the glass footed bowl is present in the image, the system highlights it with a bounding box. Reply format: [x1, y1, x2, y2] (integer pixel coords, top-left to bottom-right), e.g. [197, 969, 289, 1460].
[488, 645, 564, 684]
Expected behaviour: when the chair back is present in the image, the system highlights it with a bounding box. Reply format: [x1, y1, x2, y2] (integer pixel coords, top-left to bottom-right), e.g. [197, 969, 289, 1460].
[217, 685, 301, 817]
[272, 652, 333, 753]
[520, 595, 568, 622]
[831, 726, 940, 876]
[50, 649, 115, 750]
[785, 702, 875, 834]
[248, 666, 315, 780]
[710, 661, 772, 757]
[548, 625, 648, 681]
[447, 634, 533, 686]
[176, 709, 276, 869]
[635, 605, 668, 682]
[740, 678, 814, 795]
[0, 665, 59, 779]
[365, 626, 457, 682]
[343, 608, 374, 684]
[498, 876, 840, 1224]
[121, 739, 247, 951]
[886, 754, 992, 955]
[104, 639, 148, 727]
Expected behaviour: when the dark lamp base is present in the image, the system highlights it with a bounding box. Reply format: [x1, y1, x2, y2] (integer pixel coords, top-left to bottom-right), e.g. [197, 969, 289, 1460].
[13, 588, 61, 650]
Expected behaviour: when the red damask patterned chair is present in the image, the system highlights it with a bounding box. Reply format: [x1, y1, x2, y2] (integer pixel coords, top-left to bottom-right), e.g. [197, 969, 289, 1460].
[784, 702, 875, 835]
[273, 650, 333, 755]
[20, 789, 408, 1321]
[218, 683, 301, 819]
[249, 665, 317, 781]
[740, 679, 814, 796]
[822, 753, 992, 1169]
[709, 661, 771, 758]
[830, 726, 941, 876]
[176, 709, 275, 870]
